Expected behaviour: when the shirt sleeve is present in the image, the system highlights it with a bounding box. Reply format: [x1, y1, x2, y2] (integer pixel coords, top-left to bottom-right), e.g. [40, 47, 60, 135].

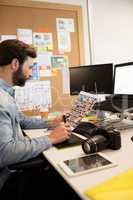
[18, 111, 49, 129]
[0, 106, 52, 168]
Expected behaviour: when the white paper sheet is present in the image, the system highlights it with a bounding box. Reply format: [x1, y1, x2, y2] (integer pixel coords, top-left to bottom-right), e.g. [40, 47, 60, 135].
[62, 67, 70, 94]
[33, 32, 53, 51]
[57, 30, 71, 52]
[17, 28, 33, 44]
[0, 35, 16, 41]
[36, 52, 52, 67]
[56, 18, 74, 32]
[15, 81, 52, 111]
[67, 91, 97, 128]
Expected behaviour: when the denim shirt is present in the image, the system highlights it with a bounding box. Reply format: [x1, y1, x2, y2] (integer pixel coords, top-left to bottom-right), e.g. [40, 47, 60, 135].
[0, 79, 52, 190]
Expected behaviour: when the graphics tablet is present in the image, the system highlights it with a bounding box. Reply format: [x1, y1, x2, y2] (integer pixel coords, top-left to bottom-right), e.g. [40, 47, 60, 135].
[54, 134, 84, 149]
[59, 153, 117, 176]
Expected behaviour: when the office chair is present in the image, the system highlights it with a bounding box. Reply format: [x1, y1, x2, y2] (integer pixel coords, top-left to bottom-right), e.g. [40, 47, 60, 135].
[7, 154, 49, 200]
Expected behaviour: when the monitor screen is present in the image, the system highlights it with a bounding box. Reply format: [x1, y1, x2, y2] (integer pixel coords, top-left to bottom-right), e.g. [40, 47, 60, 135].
[69, 63, 113, 95]
[114, 62, 133, 95]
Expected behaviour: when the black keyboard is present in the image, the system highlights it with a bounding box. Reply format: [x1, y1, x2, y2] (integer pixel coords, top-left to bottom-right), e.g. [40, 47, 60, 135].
[107, 94, 133, 100]
[94, 98, 133, 113]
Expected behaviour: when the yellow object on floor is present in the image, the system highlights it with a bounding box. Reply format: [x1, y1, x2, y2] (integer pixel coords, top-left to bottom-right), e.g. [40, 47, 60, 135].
[84, 168, 133, 200]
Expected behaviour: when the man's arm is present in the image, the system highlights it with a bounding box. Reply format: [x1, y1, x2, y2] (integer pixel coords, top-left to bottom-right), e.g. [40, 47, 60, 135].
[18, 111, 49, 129]
[0, 107, 52, 168]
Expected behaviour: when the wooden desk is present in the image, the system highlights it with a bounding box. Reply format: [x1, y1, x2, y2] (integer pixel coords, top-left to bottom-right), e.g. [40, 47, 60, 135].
[25, 128, 133, 200]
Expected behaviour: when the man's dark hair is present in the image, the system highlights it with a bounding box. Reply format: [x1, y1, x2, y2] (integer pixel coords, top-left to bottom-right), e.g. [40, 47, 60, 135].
[0, 39, 37, 66]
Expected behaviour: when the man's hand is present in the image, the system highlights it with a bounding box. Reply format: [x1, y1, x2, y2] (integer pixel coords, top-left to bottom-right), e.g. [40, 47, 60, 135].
[48, 123, 71, 144]
[48, 114, 69, 129]
[48, 116, 62, 129]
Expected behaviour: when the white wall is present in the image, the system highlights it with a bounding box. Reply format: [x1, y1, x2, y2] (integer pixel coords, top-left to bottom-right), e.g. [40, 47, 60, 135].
[32, 0, 91, 65]
[89, 0, 133, 65]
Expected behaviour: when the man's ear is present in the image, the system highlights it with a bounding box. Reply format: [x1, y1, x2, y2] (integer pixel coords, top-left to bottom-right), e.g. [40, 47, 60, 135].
[10, 58, 19, 72]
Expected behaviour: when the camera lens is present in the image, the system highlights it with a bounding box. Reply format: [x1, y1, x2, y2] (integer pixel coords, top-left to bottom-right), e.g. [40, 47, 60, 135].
[82, 135, 109, 154]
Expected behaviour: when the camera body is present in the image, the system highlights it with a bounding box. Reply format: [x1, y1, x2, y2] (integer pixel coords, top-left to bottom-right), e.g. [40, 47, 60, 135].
[81, 123, 121, 154]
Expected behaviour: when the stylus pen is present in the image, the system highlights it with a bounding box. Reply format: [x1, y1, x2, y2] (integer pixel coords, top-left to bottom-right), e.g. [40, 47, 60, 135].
[63, 115, 67, 123]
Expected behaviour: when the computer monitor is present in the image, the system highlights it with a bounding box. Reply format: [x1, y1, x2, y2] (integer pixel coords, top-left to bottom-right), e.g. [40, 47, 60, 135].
[114, 62, 133, 95]
[69, 63, 113, 95]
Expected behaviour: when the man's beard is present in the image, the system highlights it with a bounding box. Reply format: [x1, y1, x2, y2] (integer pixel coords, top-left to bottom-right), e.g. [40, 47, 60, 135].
[12, 66, 28, 86]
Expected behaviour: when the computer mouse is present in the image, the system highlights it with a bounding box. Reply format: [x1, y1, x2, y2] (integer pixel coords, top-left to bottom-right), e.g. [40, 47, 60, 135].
[131, 136, 133, 142]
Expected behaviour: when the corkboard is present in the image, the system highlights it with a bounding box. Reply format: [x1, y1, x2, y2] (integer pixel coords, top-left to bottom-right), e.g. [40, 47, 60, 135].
[0, 0, 84, 114]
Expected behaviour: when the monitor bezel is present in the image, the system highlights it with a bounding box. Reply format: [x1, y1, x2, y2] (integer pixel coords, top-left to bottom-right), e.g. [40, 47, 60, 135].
[69, 63, 113, 95]
[113, 62, 133, 96]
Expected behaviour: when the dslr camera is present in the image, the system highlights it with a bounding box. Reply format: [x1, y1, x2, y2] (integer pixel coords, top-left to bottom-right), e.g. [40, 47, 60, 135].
[73, 122, 121, 154]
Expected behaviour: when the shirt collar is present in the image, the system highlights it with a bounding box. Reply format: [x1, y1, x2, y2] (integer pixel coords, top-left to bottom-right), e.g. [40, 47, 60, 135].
[0, 79, 15, 97]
